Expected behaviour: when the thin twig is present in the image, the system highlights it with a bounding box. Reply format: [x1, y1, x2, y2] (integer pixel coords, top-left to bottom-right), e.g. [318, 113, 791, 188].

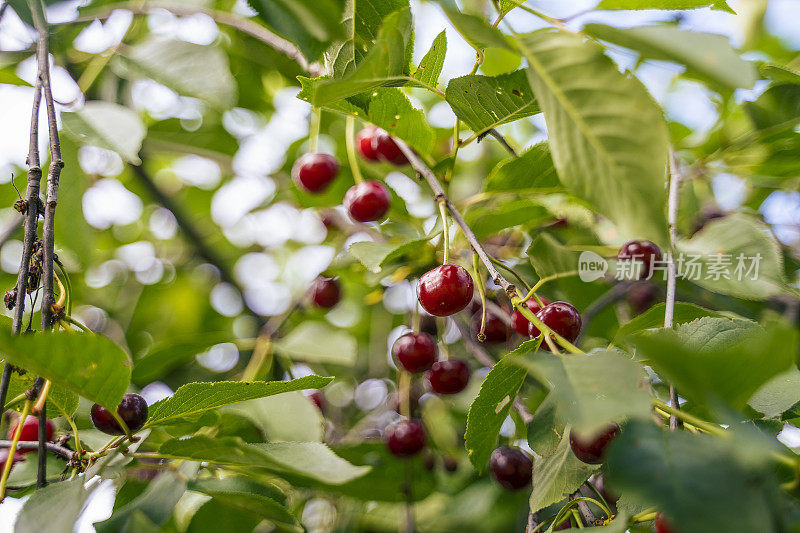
[0, 440, 76, 461]
[665, 149, 681, 430]
[569, 490, 596, 526]
[575, 282, 630, 343]
[70, 1, 321, 75]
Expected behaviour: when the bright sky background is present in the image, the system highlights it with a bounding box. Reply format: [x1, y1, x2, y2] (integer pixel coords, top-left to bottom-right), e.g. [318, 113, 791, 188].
[0, 0, 799, 529]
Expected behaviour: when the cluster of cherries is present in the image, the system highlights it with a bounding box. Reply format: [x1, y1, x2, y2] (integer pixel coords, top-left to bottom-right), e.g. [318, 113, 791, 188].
[0, 393, 148, 476]
[292, 127, 409, 223]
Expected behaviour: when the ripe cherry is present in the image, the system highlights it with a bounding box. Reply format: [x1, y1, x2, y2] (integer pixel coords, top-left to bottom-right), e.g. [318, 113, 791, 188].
[569, 423, 620, 464]
[528, 301, 582, 350]
[655, 513, 677, 533]
[8, 416, 54, 453]
[512, 297, 550, 336]
[309, 277, 341, 309]
[371, 129, 408, 165]
[489, 446, 532, 490]
[627, 281, 659, 315]
[471, 311, 511, 344]
[344, 180, 391, 222]
[384, 419, 426, 458]
[356, 126, 381, 162]
[417, 264, 474, 317]
[617, 240, 662, 280]
[91, 393, 149, 435]
[427, 359, 470, 395]
[393, 332, 438, 373]
[291, 152, 339, 193]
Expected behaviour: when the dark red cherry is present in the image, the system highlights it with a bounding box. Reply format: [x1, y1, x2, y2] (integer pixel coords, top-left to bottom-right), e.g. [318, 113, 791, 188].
[417, 264, 474, 317]
[569, 423, 620, 464]
[655, 513, 677, 533]
[393, 332, 438, 373]
[427, 359, 470, 395]
[384, 419, 426, 458]
[371, 129, 408, 165]
[489, 446, 532, 490]
[356, 126, 381, 162]
[344, 180, 391, 222]
[8, 416, 54, 452]
[617, 240, 662, 280]
[309, 277, 341, 309]
[308, 390, 325, 413]
[91, 393, 149, 435]
[471, 311, 511, 344]
[528, 301, 582, 350]
[512, 297, 550, 336]
[626, 281, 659, 315]
[419, 314, 438, 337]
[291, 152, 339, 193]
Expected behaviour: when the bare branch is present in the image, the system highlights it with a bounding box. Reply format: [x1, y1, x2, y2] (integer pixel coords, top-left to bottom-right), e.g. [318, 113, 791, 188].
[666, 149, 681, 430]
[0, 440, 76, 461]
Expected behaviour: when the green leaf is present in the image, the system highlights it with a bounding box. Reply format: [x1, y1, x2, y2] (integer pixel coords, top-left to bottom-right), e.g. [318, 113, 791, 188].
[529, 430, 599, 513]
[464, 197, 549, 238]
[516, 28, 669, 244]
[367, 88, 437, 154]
[274, 323, 357, 366]
[246, 0, 345, 62]
[132, 332, 235, 385]
[445, 70, 539, 135]
[0, 329, 130, 410]
[0, 67, 31, 86]
[439, 7, 512, 51]
[160, 436, 370, 484]
[145, 375, 333, 428]
[14, 478, 89, 533]
[187, 500, 261, 533]
[349, 237, 432, 273]
[632, 318, 797, 409]
[595, 0, 734, 12]
[327, 0, 409, 77]
[311, 9, 413, 105]
[527, 233, 579, 279]
[54, 137, 94, 264]
[614, 302, 730, 341]
[761, 64, 800, 85]
[225, 391, 325, 442]
[485, 143, 558, 191]
[465, 341, 536, 471]
[527, 396, 561, 457]
[60, 102, 145, 164]
[115, 38, 236, 108]
[583, 24, 756, 90]
[749, 368, 800, 419]
[413, 30, 446, 87]
[188, 477, 300, 531]
[744, 84, 800, 130]
[1, 363, 79, 416]
[677, 214, 789, 300]
[512, 350, 652, 434]
[605, 421, 782, 533]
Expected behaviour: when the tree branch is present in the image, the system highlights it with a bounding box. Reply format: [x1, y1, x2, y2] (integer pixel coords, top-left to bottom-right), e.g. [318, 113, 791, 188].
[71, 2, 322, 76]
[0, 440, 76, 461]
[665, 149, 681, 430]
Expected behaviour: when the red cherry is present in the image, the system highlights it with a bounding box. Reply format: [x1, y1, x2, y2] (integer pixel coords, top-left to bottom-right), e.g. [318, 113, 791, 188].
[427, 359, 470, 395]
[655, 513, 677, 533]
[417, 264, 474, 317]
[371, 129, 408, 165]
[91, 393, 149, 435]
[569, 423, 620, 464]
[626, 281, 659, 315]
[308, 390, 325, 413]
[291, 152, 339, 193]
[528, 302, 582, 350]
[471, 311, 511, 344]
[617, 240, 662, 280]
[309, 277, 341, 309]
[356, 126, 381, 162]
[489, 446, 532, 490]
[8, 416, 54, 453]
[393, 332, 438, 373]
[512, 297, 550, 336]
[384, 419, 426, 458]
[344, 180, 391, 222]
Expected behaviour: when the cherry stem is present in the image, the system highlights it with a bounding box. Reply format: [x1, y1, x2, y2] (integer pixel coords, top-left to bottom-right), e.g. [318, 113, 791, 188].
[630, 510, 657, 523]
[651, 399, 724, 437]
[521, 271, 580, 306]
[61, 314, 91, 333]
[472, 253, 487, 341]
[487, 255, 531, 291]
[345, 116, 364, 184]
[0, 399, 32, 501]
[55, 260, 72, 315]
[54, 400, 83, 456]
[411, 303, 420, 333]
[398, 371, 411, 418]
[32, 379, 50, 413]
[309, 106, 321, 153]
[438, 200, 450, 265]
